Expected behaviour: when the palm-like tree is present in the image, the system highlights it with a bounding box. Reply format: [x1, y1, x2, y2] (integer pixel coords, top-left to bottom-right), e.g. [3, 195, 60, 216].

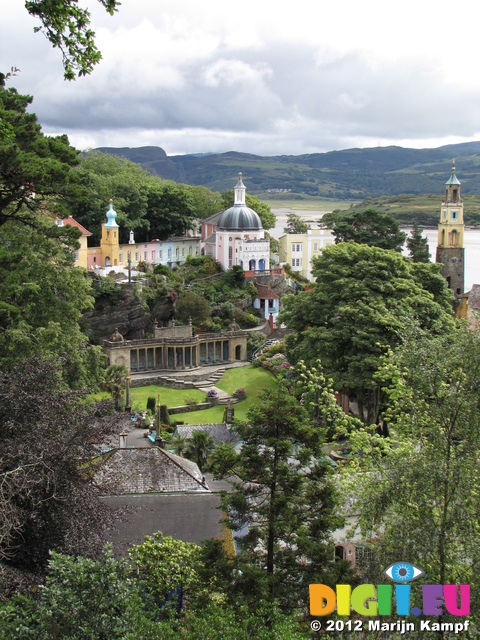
[171, 434, 186, 457]
[101, 365, 127, 411]
[184, 431, 214, 472]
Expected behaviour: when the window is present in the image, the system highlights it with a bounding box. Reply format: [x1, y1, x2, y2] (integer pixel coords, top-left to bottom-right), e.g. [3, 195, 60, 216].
[313, 243, 318, 252]
[229, 246, 233, 267]
[176, 248, 179, 257]
[159, 250, 163, 260]
[189, 246, 192, 255]
[182, 248, 185, 257]
[74, 249, 79, 261]
[168, 249, 172, 259]
[452, 211, 458, 220]
[144, 251, 147, 261]
[119, 254, 123, 264]
[135, 252, 138, 261]
[152, 250, 155, 261]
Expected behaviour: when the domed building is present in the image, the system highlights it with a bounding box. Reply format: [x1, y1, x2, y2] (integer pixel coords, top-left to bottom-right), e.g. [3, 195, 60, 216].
[204, 174, 270, 272]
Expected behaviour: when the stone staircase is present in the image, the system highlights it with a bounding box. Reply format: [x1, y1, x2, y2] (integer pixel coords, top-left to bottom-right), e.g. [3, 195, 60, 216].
[192, 368, 225, 389]
[249, 339, 279, 362]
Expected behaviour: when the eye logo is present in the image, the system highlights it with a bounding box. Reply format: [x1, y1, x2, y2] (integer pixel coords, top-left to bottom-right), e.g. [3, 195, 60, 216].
[384, 562, 424, 583]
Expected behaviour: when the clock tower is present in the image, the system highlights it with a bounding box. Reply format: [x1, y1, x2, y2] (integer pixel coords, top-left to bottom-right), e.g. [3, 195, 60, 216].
[436, 161, 465, 299]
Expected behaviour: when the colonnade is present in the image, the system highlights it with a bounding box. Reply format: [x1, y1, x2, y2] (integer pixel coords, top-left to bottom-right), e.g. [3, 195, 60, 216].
[128, 339, 233, 372]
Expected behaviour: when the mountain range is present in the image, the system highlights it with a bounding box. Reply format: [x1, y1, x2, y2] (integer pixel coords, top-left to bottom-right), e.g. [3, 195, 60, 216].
[95, 142, 480, 200]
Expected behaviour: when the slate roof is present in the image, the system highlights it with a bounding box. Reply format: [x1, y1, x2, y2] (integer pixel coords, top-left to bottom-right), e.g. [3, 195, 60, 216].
[63, 216, 92, 236]
[96, 447, 209, 494]
[256, 283, 280, 300]
[202, 210, 224, 225]
[204, 232, 216, 244]
[103, 494, 224, 556]
[467, 284, 480, 310]
[175, 423, 240, 446]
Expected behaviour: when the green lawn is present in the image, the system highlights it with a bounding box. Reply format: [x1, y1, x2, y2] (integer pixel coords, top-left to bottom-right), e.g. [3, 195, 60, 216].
[95, 366, 279, 424]
[177, 366, 279, 423]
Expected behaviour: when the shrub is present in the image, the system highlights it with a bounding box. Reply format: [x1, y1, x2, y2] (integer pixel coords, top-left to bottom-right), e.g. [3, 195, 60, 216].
[146, 397, 156, 413]
[160, 404, 170, 424]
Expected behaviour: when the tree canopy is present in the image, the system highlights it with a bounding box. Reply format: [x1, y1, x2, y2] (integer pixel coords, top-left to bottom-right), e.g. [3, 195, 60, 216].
[283, 212, 309, 234]
[327, 208, 407, 251]
[225, 387, 352, 609]
[25, 0, 120, 80]
[352, 323, 480, 621]
[0, 75, 79, 229]
[406, 221, 430, 262]
[0, 358, 120, 590]
[280, 242, 454, 423]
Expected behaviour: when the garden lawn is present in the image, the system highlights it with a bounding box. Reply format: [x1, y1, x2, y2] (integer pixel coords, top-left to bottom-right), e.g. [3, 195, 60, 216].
[175, 366, 279, 424]
[92, 386, 205, 412]
[94, 366, 279, 424]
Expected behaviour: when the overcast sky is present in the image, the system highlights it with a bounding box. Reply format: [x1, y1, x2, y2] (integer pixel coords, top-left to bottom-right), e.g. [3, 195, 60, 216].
[3, 0, 480, 156]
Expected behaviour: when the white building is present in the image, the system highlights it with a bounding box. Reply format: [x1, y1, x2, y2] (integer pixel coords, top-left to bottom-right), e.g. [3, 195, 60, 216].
[204, 174, 270, 272]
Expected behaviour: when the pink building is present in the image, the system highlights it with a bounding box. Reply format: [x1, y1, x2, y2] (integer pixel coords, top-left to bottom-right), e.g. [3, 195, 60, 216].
[203, 174, 270, 272]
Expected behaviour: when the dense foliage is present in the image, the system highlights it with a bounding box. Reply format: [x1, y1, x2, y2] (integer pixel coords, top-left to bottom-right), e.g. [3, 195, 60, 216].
[0, 358, 121, 592]
[281, 242, 454, 423]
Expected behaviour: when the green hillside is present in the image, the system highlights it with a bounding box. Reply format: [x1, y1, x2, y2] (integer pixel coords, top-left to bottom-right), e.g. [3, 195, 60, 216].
[96, 141, 480, 200]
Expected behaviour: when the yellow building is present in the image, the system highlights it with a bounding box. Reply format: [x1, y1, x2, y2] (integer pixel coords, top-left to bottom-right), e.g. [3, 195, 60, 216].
[279, 228, 334, 281]
[61, 216, 92, 269]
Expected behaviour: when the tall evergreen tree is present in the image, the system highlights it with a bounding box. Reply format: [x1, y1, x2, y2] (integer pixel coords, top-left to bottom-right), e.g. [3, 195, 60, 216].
[406, 221, 430, 262]
[225, 387, 351, 610]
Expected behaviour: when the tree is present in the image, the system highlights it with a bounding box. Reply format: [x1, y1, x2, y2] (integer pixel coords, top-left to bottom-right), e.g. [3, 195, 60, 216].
[175, 291, 211, 326]
[329, 208, 406, 251]
[129, 531, 202, 610]
[406, 221, 430, 262]
[283, 212, 309, 234]
[280, 242, 454, 423]
[225, 387, 349, 609]
[0, 358, 120, 590]
[184, 431, 215, 472]
[36, 546, 148, 639]
[102, 364, 127, 410]
[221, 190, 276, 230]
[352, 323, 480, 622]
[0, 76, 79, 229]
[68, 151, 151, 244]
[147, 181, 196, 240]
[25, 0, 120, 80]
[0, 219, 105, 388]
[206, 443, 237, 479]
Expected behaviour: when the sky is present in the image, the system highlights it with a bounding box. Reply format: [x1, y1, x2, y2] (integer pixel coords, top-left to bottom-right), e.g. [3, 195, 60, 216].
[3, 0, 480, 157]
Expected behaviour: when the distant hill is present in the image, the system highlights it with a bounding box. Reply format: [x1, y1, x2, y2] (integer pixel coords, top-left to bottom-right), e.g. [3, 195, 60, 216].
[95, 142, 480, 199]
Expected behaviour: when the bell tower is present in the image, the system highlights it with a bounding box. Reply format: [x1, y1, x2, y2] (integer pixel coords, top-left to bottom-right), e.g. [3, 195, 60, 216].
[436, 161, 465, 298]
[100, 199, 120, 267]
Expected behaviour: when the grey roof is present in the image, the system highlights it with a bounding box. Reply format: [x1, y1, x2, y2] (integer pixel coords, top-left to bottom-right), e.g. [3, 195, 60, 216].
[175, 424, 240, 445]
[467, 284, 480, 310]
[217, 205, 262, 231]
[96, 448, 209, 494]
[202, 210, 224, 225]
[102, 494, 225, 556]
[204, 232, 216, 244]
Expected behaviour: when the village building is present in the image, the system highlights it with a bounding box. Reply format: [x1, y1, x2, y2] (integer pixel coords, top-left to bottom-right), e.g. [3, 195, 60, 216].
[57, 216, 92, 269]
[278, 227, 334, 281]
[102, 320, 248, 372]
[436, 160, 465, 298]
[203, 173, 270, 271]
